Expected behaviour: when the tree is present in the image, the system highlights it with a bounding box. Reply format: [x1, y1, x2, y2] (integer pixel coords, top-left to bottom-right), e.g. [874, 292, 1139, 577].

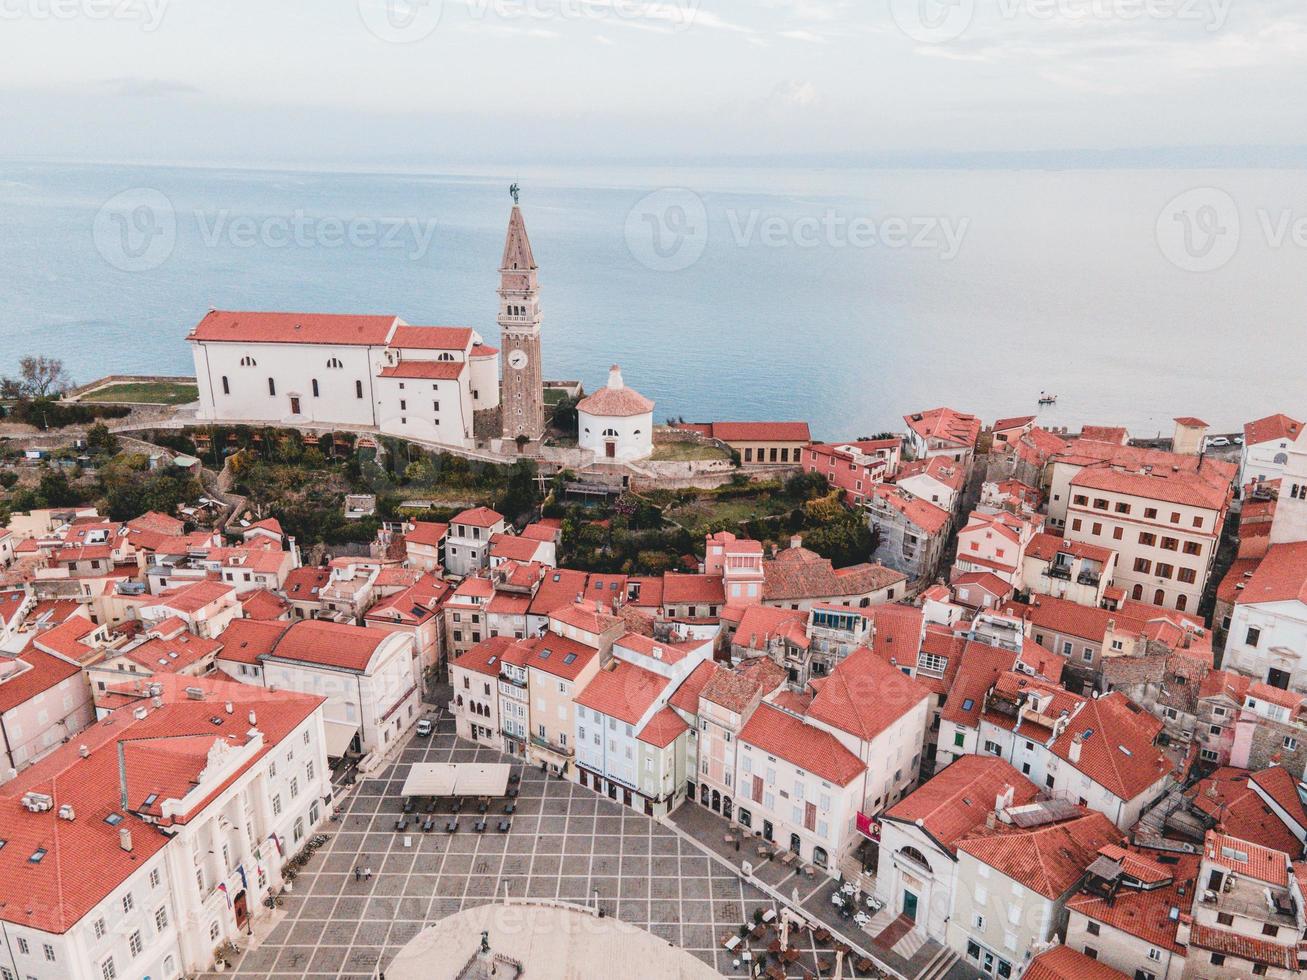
[2, 356, 73, 399]
[86, 422, 118, 455]
[550, 394, 579, 439]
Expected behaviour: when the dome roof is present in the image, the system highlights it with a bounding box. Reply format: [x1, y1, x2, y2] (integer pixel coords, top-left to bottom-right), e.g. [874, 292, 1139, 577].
[576, 365, 653, 418]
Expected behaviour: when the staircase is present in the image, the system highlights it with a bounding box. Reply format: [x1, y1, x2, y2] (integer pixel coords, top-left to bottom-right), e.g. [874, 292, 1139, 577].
[913, 944, 960, 980]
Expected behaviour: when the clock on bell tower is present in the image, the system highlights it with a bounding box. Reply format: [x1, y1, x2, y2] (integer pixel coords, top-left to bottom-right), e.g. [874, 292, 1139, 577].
[499, 190, 545, 442]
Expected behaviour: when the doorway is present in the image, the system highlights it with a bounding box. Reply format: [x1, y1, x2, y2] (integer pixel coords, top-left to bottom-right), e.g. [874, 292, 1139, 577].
[605, 441, 616, 458]
[289, 396, 301, 415]
[902, 890, 918, 921]
[233, 890, 249, 931]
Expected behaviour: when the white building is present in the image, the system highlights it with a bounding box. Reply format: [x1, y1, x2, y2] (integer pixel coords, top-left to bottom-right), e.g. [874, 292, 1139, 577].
[1221, 541, 1307, 691]
[253, 619, 419, 758]
[875, 756, 1039, 944]
[188, 312, 500, 450]
[0, 675, 329, 980]
[576, 365, 654, 463]
[1240, 413, 1302, 490]
[445, 507, 506, 578]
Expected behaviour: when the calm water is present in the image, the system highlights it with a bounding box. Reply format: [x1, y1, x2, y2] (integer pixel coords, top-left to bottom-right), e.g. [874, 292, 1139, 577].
[2, 161, 1304, 439]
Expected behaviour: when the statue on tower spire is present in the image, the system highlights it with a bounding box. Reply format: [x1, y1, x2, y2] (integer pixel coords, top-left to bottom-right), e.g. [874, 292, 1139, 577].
[509, 182, 519, 206]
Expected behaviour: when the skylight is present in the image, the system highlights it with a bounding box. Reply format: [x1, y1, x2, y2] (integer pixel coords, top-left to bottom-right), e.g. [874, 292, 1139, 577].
[104, 813, 124, 826]
[563, 653, 577, 665]
[29, 848, 47, 863]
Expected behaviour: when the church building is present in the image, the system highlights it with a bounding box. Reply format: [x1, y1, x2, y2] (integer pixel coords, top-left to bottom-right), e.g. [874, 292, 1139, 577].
[188, 197, 550, 453]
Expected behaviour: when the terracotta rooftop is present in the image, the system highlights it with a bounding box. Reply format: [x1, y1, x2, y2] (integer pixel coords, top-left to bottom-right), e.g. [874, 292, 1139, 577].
[1189, 922, 1297, 970]
[404, 520, 449, 548]
[1050, 693, 1171, 802]
[884, 756, 1038, 855]
[868, 485, 951, 536]
[958, 810, 1123, 899]
[1234, 541, 1307, 606]
[637, 707, 689, 748]
[806, 646, 930, 743]
[378, 360, 465, 381]
[575, 660, 669, 725]
[738, 704, 864, 787]
[764, 546, 905, 601]
[389, 325, 474, 350]
[1023, 945, 1131, 980]
[1067, 850, 1197, 955]
[668, 660, 718, 714]
[0, 648, 82, 714]
[576, 366, 654, 418]
[266, 619, 391, 672]
[700, 658, 787, 714]
[214, 619, 290, 666]
[903, 407, 981, 448]
[452, 507, 504, 529]
[1244, 413, 1302, 447]
[521, 633, 599, 681]
[1186, 768, 1302, 856]
[188, 310, 399, 346]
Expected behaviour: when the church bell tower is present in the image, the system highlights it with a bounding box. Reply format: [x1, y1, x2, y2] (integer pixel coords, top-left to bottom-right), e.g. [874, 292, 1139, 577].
[499, 187, 545, 442]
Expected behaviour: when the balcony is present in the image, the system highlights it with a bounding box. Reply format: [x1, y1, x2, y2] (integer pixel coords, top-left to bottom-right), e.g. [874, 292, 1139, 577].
[1077, 572, 1101, 587]
[530, 734, 573, 758]
[1048, 565, 1072, 581]
[498, 671, 527, 689]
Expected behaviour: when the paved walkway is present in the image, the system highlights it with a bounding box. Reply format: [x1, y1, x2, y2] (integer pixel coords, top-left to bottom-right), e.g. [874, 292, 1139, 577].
[669, 801, 959, 980]
[201, 712, 868, 979]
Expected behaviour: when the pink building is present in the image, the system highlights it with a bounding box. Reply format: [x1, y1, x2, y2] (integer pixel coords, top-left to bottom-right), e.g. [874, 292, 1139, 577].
[0, 646, 94, 774]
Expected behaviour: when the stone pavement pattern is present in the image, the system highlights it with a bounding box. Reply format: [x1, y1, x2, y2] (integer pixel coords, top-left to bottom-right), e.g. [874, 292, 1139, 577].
[203, 713, 867, 980]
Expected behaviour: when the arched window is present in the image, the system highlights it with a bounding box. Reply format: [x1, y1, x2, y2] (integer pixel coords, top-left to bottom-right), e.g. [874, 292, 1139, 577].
[326, 357, 343, 369]
[1154, 588, 1165, 606]
[311, 379, 319, 398]
[602, 428, 618, 437]
[1176, 594, 1188, 612]
[355, 380, 364, 399]
[1132, 584, 1143, 600]
[1273, 452, 1289, 465]
[437, 352, 455, 362]
[240, 355, 256, 367]
[898, 846, 933, 874]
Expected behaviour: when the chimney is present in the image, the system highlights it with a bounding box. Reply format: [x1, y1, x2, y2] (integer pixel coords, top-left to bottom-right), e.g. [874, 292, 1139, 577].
[248, 710, 257, 726]
[119, 827, 133, 852]
[78, 744, 89, 758]
[790, 534, 803, 550]
[224, 701, 234, 715]
[1069, 733, 1084, 764]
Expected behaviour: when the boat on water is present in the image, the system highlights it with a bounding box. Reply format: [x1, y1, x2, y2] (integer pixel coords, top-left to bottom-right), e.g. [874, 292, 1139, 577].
[1038, 392, 1057, 405]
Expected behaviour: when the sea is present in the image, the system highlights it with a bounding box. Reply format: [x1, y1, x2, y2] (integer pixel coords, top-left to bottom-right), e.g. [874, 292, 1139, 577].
[1, 160, 1304, 440]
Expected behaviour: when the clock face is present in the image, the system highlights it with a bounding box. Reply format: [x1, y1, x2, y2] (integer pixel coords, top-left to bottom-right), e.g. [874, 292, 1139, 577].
[508, 349, 529, 371]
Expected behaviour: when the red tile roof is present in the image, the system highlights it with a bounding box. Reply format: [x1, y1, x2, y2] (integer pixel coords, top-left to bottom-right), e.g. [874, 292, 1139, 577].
[884, 755, 1038, 854]
[1050, 693, 1171, 801]
[389, 325, 473, 350]
[214, 619, 289, 665]
[1077, 426, 1130, 445]
[1250, 766, 1307, 831]
[895, 455, 966, 492]
[550, 601, 620, 635]
[868, 485, 951, 536]
[188, 310, 398, 346]
[959, 810, 1123, 899]
[662, 573, 725, 605]
[1071, 465, 1231, 511]
[575, 660, 669, 725]
[940, 642, 1017, 727]
[453, 636, 515, 677]
[904, 407, 981, 449]
[404, 520, 448, 547]
[241, 589, 290, 621]
[637, 706, 689, 748]
[267, 619, 391, 672]
[1023, 945, 1131, 980]
[701, 658, 788, 713]
[379, 360, 464, 381]
[490, 533, 546, 562]
[1234, 541, 1307, 606]
[0, 648, 82, 713]
[1067, 850, 1196, 954]
[1025, 532, 1114, 565]
[739, 704, 864, 786]
[31, 619, 100, 662]
[1188, 922, 1298, 969]
[522, 633, 598, 681]
[683, 421, 811, 443]
[283, 565, 330, 599]
[117, 634, 220, 674]
[155, 580, 235, 614]
[1187, 768, 1302, 856]
[1244, 413, 1302, 447]
[668, 660, 718, 714]
[576, 371, 654, 418]
[806, 646, 929, 742]
[0, 675, 322, 933]
[1205, 831, 1291, 885]
[734, 605, 808, 651]
[453, 506, 504, 529]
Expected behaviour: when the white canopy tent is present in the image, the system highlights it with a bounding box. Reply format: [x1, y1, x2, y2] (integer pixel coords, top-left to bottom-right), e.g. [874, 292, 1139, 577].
[399, 762, 511, 799]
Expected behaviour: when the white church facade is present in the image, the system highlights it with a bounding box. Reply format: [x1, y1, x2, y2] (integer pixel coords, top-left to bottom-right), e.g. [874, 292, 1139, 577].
[187, 198, 553, 452]
[576, 365, 654, 462]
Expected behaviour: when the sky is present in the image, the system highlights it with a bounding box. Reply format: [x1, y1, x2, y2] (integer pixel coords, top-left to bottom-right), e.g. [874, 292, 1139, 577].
[1, 0, 1306, 168]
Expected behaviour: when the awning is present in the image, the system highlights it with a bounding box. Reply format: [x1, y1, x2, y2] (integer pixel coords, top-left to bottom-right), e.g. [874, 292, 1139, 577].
[323, 719, 360, 758]
[399, 762, 511, 798]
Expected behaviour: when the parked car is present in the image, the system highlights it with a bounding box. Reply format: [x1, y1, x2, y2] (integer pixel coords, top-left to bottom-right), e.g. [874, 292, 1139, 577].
[1206, 436, 1231, 448]
[415, 718, 434, 737]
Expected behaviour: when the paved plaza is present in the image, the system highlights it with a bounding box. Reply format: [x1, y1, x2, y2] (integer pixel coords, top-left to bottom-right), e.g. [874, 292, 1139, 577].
[207, 711, 877, 980]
